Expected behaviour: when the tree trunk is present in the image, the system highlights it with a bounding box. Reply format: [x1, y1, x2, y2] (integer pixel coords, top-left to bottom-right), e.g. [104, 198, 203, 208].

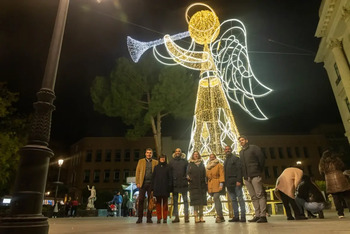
[150, 112, 162, 157]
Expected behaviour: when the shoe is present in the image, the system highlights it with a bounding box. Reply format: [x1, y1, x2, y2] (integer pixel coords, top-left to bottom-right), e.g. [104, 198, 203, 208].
[185, 215, 190, 223]
[308, 214, 317, 219]
[146, 219, 153, 223]
[172, 216, 180, 223]
[287, 216, 295, 220]
[220, 216, 225, 222]
[163, 219, 167, 223]
[200, 218, 205, 223]
[318, 211, 324, 219]
[339, 215, 344, 219]
[248, 216, 260, 222]
[240, 219, 246, 223]
[228, 217, 240, 222]
[215, 217, 222, 223]
[136, 218, 142, 224]
[157, 219, 161, 224]
[295, 215, 308, 220]
[256, 217, 268, 223]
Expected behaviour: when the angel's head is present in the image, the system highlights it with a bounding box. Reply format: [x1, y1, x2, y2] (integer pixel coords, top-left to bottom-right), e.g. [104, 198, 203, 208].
[186, 3, 220, 45]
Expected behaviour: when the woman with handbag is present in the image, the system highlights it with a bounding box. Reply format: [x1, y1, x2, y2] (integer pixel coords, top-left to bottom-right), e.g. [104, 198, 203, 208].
[206, 153, 225, 223]
[152, 154, 173, 223]
[187, 151, 207, 223]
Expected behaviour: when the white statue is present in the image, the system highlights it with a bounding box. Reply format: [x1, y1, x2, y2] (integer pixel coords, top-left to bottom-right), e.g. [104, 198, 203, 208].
[86, 185, 97, 210]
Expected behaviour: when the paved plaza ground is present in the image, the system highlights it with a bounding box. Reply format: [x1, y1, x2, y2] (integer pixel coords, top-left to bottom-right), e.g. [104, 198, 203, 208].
[48, 210, 350, 234]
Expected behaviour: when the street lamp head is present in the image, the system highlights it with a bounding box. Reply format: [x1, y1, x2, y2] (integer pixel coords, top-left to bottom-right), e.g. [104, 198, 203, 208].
[296, 161, 302, 165]
[58, 159, 64, 167]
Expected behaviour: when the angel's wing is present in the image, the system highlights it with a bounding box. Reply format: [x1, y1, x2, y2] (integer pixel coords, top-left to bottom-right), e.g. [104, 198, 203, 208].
[210, 19, 272, 120]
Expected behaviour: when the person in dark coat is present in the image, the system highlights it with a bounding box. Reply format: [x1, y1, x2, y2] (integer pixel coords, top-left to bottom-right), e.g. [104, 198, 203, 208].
[152, 154, 173, 223]
[238, 135, 267, 223]
[319, 149, 350, 218]
[169, 148, 189, 223]
[295, 175, 326, 219]
[187, 151, 207, 223]
[224, 145, 246, 222]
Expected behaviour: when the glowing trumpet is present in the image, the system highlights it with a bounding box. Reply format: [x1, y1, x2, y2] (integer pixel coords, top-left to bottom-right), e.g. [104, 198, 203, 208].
[127, 31, 190, 63]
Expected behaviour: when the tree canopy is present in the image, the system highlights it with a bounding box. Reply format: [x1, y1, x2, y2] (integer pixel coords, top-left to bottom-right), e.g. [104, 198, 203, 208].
[0, 82, 28, 195]
[90, 56, 197, 156]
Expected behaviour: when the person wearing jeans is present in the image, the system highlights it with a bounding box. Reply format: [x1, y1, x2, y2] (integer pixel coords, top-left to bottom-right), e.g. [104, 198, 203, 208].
[206, 153, 225, 223]
[224, 146, 246, 222]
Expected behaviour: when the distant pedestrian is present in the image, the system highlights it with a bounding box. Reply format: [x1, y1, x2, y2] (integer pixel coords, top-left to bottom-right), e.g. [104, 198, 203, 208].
[110, 191, 123, 217]
[135, 148, 158, 223]
[187, 151, 207, 223]
[152, 154, 172, 223]
[223, 146, 246, 222]
[319, 149, 350, 218]
[206, 153, 225, 223]
[238, 135, 267, 223]
[71, 197, 79, 217]
[65, 197, 72, 217]
[122, 191, 129, 217]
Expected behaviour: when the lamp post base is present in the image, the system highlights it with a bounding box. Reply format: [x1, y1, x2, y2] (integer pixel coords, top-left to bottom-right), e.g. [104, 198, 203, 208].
[0, 215, 48, 234]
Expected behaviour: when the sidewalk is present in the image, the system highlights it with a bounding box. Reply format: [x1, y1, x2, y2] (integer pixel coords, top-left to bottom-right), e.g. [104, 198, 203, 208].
[48, 210, 350, 234]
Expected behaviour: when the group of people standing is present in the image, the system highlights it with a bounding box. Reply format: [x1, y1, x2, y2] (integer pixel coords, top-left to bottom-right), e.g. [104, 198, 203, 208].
[135, 135, 268, 224]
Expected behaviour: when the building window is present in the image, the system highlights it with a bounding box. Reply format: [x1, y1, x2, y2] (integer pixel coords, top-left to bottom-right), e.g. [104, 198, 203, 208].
[93, 170, 100, 183]
[303, 147, 309, 158]
[123, 170, 130, 182]
[287, 147, 292, 158]
[269, 147, 276, 159]
[105, 149, 112, 162]
[345, 97, 350, 113]
[83, 170, 90, 183]
[95, 149, 102, 162]
[295, 147, 301, 158]
[124, 149, 131, 162]
[273, 166, 278, 178]
[115, 150, 121, 162]
[130, 170, 136, 177]
[307, 165, 314, 177]
[334, 63, 341, 86]
[86, 150, 92, 162]
[278, 147, 284, 159]
[261, 147, 267, 159]
[113, 170, 120, 182]
[134, 149, 140, 161]
[104, 170, 110, 182]
[264, 167, 270, 179]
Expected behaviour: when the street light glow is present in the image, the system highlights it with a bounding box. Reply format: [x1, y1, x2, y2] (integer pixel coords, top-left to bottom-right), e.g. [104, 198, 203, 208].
[58, 159, 64, 167]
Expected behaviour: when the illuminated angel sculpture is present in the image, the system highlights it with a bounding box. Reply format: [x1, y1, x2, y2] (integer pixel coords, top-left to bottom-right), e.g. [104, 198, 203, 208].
[127, 3, 272, 159]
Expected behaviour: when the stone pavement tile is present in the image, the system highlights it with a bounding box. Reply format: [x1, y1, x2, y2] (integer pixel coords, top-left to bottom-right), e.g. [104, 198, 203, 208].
[48, 211, 350, 234]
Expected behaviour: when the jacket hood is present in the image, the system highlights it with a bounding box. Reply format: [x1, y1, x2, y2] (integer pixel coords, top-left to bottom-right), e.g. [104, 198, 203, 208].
[172, 152, 186, 159]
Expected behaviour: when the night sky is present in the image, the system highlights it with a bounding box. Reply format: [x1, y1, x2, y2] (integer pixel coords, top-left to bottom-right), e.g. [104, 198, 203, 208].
[0, 0, 343, 146]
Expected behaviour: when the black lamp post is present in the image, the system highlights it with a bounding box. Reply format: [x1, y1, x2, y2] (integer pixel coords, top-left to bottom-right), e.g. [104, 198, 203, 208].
[54, 159, 64, 204]
[0, 0, 69, 233]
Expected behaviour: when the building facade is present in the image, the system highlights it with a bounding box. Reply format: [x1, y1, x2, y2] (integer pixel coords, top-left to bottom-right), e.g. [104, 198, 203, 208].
[315, 0, 350, 143]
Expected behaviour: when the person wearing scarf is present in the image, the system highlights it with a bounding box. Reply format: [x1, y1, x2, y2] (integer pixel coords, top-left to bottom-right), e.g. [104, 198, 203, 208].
[206, 153, 225, 223]
[187, 151, 207, 223]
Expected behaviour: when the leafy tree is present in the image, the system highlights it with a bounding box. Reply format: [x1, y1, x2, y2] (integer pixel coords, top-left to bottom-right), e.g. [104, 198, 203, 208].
[90, 56, 197, 156]
[0, 82, 28, 196]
